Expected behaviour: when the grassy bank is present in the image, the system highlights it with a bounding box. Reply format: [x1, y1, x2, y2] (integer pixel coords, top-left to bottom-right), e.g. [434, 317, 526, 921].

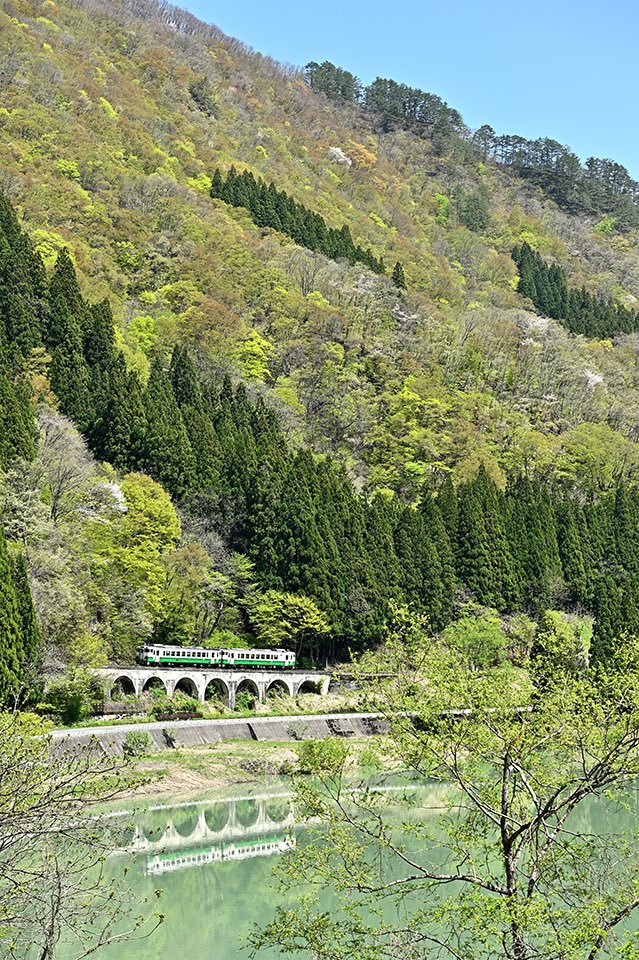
[124, 736, 388, 799]
[55, 690, 363, 730]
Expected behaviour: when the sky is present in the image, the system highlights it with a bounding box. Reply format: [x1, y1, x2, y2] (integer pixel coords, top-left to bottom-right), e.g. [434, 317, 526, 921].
[181, 0, 639, 178]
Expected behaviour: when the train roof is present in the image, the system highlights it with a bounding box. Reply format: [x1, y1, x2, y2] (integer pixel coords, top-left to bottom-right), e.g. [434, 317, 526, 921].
[140, 644, 292, 652]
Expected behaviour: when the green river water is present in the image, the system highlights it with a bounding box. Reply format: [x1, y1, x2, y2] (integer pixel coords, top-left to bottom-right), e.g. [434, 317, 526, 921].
[58, 778, 639, 960]
[58, 778, 430, 960]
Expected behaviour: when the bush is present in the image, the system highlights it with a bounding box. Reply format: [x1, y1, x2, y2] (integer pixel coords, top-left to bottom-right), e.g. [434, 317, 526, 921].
[297, 737, 349, 775]
[172, 691, 201, 714]
[148, 689, 202, 719]
[442, 613, 507, 671]
[147, 689, 173, 719]
[45, 671, 102, 724]
[234, 690, 256, 712]
[122, 730, 153, 757]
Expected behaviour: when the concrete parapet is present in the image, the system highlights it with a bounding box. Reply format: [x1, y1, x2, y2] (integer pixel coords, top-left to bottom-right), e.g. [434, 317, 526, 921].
[52, 712, 388, 756]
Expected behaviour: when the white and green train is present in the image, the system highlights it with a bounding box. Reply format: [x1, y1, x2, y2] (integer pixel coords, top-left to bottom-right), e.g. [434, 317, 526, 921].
[138, 644, 296, 670]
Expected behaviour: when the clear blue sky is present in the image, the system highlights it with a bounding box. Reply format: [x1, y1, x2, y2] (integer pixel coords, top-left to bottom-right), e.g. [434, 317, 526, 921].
[182, 0, 639, 178]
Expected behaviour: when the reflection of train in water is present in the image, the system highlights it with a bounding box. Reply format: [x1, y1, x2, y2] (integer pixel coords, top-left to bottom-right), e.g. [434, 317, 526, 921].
[138, 644, 296, 669]
[146, 836, 296, 875]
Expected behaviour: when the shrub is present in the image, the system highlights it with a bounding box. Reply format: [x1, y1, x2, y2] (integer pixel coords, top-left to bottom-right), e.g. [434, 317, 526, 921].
[172, 691, 201, 714]
[45, 671, 102, 724]
[122, 730, 153, 757]
[234, 690, 256, 712]
[297, 737, 348, 775]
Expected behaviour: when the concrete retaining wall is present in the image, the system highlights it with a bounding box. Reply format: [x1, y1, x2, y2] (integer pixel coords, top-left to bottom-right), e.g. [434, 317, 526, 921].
[52, 712, 388, 756]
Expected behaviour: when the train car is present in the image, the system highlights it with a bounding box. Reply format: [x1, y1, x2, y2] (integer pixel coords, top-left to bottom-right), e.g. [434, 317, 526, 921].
[138, 644, 296, 669]
[138, 644, 221, 667]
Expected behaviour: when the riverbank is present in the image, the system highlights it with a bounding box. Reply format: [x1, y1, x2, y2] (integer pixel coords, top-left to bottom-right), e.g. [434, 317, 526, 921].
[122, 736, 388, 798]
[52, 711, 392, 798]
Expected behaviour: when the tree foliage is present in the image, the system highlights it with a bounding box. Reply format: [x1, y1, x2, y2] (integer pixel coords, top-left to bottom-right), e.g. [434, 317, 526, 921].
[253, 629, 639, 960]
[0, 713, 163, 958]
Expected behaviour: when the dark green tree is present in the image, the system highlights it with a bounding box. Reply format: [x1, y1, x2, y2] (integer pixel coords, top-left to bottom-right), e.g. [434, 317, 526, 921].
[391, 261, 407, 289]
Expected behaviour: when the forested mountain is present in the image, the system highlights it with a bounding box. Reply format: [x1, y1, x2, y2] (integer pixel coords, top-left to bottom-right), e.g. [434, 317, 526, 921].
[3, 0, 639, 699]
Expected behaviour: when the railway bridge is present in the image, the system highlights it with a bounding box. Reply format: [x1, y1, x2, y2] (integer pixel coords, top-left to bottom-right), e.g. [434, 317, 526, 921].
[97, 666, 331, 710]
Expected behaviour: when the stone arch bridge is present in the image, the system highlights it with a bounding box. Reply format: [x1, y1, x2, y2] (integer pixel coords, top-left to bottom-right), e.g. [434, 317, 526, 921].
[97, 666, 331, 711]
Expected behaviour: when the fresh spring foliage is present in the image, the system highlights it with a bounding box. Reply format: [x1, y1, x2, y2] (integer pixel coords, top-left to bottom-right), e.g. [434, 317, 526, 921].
[3, 191, 639, 694]
[253, 627, 639, 960]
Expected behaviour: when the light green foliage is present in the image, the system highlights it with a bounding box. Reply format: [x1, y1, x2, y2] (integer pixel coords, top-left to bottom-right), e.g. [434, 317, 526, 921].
[234, 690, 256, 711]
[2, 0, 639, 498]
[127, 314, 157, 353]
[89, 473, 181, 658]
[296, 737, 349, 775]
[557, 423, 639, 491]
[249, 590, 330, 661]
[595, 215, 616, 234]
[255, 625, 639, 960]
[503, 612, 537, 664]
[148, 689, 201, 718]
[441, 609, 507, 670]
[233, 329, 274, 382]
[210, 629, 248, 648]
[532, 610, 592, 676]
[44, 669, 101, 723]
[159, 545, 256, 646]
[122, 729, 153, 757]
[67, 632, 108, 669]
[98, 96, 117, 118]
[434, 192, 450, 224]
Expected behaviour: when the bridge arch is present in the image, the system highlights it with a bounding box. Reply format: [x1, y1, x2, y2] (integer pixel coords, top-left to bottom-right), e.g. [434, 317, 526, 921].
[266, 678, 293, 699]
[111, 675, 136, 697]
[236, 678, 259, 707]
[141, 676, 168, 696]
[296, 679, 319, 696]
[235, 798, 259, 827]
[205, 677, 230, 706]
[204, 804, 230, 833]
[173, 813, 199, 839]
[174, 676, 198, 699]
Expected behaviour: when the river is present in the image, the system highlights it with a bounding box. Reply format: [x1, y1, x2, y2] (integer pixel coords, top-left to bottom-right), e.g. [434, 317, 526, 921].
[57, 778, 639, 960]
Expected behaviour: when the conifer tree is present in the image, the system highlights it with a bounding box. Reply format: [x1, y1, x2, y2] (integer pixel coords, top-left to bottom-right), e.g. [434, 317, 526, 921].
[142, 361, 195, 498]
[10, 550, 41, 701]
[555, 501, 589, 603]
[437, 477, 458, 541]
[591, 576, 624, 666]
[0, 527, 21, 707]
[391, 261, 407, 289]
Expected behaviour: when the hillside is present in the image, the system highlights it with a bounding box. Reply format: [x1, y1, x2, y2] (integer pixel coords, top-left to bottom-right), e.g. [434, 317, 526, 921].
[4, 0, 639, 493]
[2, 0, 639, 703]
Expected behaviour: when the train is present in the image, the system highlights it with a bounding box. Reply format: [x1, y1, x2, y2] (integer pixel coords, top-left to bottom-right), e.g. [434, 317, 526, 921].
[137, 643, 296, 670]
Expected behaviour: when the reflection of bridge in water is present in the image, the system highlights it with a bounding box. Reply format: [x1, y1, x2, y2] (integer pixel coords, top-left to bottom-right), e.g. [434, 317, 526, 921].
[115, 782, 435, 876]
[121, 791, 297, 875]
[146, 836, 296, 875]
[130, 793, 296, 853]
